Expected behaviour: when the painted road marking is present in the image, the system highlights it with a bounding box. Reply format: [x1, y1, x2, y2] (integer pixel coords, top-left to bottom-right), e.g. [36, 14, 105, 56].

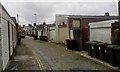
[32, 50, 42, 70]
[32, 50, 46, 72]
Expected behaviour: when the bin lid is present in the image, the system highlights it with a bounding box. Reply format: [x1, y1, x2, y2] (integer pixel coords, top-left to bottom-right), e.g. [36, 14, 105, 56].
[66, 39, 76, 40]
[86, 41, 98, 45]
[66, 39, 70, 41]
[98, 43, 109, 47]
[107, 45, 119, 49]
[97, 42, 104, 45]
[114, 46, 120, 51]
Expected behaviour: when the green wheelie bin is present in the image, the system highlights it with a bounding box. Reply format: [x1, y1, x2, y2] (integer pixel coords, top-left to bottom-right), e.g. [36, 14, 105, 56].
[86, 41, 99, 58]
[107, 45, 119, 67]
[86, 41, 93, 56]
[114, 46, 120, 68]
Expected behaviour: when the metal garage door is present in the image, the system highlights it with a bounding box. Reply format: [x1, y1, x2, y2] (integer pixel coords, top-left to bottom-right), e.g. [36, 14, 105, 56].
[50, 30, 55, 42]
[10, 24, 13, 56]
[1, 18, 9, 70]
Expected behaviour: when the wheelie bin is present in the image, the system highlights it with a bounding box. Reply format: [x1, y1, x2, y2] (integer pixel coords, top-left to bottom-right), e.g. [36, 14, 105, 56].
[114, 46, 120, 68]
[43, 36, 48, 41]
[74, 40, 81, 51]
[39, 36, 42, 40]
[97, 43, 110, 62]
[86, 41, 93, 56]
[107, 45, 119, 67]
[66, 39, 76, 50]
[71, 40, 76, 51]
[86, 41, 99, 58]
[34, 35, 38, 40]
[66, 39, 72, 50]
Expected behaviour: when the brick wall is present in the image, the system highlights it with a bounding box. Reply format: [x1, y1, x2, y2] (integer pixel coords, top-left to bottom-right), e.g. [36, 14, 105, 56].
[81, 18, 118, 51]
[68, 17, 118, 51]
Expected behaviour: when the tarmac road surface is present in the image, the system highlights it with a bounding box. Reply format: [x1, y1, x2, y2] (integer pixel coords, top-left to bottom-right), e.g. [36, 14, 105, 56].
[6, 36, 120, 72]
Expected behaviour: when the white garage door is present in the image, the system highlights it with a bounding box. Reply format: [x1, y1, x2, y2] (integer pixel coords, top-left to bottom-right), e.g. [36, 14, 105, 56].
[50, 30, 55, 42]
[1, 19, 9, 70]
[90, 27, 111, 44]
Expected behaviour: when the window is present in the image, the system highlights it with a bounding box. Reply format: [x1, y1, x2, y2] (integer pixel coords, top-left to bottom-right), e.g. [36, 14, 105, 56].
[72, 20, 80, 27]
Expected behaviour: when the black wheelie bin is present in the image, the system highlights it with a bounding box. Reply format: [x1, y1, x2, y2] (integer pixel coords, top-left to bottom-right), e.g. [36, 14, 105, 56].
[97, 42, 110, 62]
[66, 39, 71, 50]
[66, 39, 76, 50]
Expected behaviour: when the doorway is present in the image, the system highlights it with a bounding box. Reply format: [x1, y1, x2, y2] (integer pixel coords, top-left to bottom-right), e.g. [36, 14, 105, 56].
[73, 29, 82, 51]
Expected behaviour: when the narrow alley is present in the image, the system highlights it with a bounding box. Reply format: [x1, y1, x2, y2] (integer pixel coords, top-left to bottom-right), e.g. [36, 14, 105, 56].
[6, 36, 118, 71]
[1, 1, 120, 72]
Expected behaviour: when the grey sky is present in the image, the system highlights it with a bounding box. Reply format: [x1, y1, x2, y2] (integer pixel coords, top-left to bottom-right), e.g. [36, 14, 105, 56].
[1, 1, 118, 26]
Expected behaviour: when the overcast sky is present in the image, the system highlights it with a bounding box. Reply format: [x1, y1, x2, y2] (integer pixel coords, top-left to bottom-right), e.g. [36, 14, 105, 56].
[1, 0, 118, 26]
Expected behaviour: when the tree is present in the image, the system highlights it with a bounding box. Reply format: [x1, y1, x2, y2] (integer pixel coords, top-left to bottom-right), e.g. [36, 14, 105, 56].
[43, 22, 46, 26]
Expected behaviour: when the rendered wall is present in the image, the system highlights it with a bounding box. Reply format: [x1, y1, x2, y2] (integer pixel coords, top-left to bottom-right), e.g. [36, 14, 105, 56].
[55, 15, 68, 43]
[38, 30, 42, 38]
[50, 30, 55, 42]
[58, 27, 67, 44]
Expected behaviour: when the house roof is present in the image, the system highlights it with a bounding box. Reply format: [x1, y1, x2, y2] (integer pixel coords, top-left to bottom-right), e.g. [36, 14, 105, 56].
[36, 23, 55, 30]
[89, 19, 118, 28]
[1, 3, 17, 24]
[36, 24, 44, 30]
[47, 24, 55, 27]
[11, 17, 17, 23]
[56, 14, 118, 19]
[68, 15, 118, 19]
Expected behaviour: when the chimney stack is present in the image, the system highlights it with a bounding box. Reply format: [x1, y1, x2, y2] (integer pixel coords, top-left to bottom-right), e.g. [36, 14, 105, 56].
[104, 12, 110, 16]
